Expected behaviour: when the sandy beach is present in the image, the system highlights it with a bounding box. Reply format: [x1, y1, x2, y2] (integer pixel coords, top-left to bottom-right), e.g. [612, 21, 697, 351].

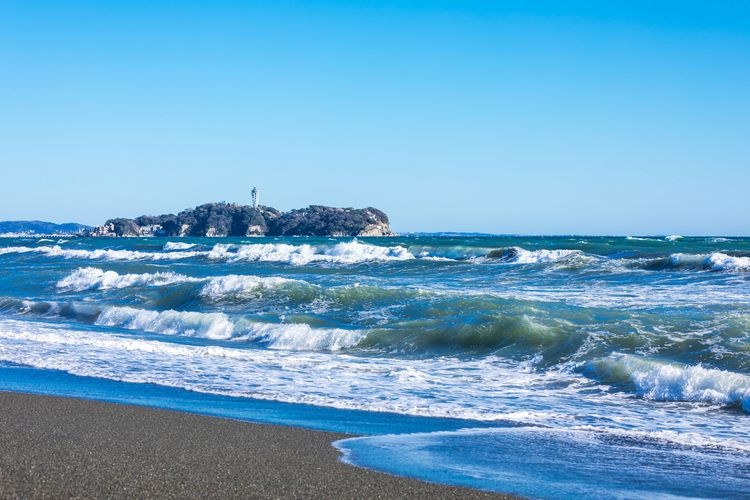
[0, 391, 511, 499]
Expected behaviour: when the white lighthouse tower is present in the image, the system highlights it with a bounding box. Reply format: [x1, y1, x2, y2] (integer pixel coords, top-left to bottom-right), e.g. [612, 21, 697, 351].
[251, 187, 259, 209]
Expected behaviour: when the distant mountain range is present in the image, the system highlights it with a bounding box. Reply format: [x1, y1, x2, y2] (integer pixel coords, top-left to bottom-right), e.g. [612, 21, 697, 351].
[0, 220, 91, 235]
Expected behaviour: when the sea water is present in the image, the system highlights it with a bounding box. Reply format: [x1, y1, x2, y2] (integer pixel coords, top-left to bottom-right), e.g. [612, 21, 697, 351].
[1, 235, 749, 498]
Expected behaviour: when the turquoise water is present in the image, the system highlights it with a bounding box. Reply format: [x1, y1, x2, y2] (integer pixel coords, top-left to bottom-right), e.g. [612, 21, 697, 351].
[1, 235, 749, 497]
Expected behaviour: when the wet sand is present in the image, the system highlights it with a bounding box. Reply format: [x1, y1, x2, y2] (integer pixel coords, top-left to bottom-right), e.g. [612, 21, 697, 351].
[0, 391, 512, 499]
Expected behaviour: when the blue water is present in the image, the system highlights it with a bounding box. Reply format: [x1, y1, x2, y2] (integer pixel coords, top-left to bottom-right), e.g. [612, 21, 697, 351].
[1, 235, 749, 498]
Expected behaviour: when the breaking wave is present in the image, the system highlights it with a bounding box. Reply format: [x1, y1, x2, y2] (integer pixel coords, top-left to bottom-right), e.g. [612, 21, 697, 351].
[1, 241, 417, 265]
[486, 246, 587, 265]
[207, 240, 415, 265]
[238, 321, 367, 351]
[625, 236, 660, 242]
[163, 241, 197, 251]
[584, 354, 750, 412]
[634, 252, 750, 272]
[95, 305, 363, 350]
[95, 306, 236, 340]
[56, 267, 306, 298]
[198, 274, 309, 301]
[0, 245, 202, 261]
[6, 242, 750, 277]
[1, 297, 364, 351]
[57, 267, 201, 292]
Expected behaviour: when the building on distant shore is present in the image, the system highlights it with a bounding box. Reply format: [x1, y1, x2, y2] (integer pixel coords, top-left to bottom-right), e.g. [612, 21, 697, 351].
[90, 222, 117, 237]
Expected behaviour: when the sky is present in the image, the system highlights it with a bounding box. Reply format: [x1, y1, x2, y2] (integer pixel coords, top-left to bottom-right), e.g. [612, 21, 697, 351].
[1, 1, 749, 235]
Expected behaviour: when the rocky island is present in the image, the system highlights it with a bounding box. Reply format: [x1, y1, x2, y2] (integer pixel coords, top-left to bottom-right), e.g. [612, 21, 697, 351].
[92, 203, 393, 237]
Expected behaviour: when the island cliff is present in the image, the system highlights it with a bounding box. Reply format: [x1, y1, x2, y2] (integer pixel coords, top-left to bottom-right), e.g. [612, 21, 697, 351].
[94, 203, 393, 237]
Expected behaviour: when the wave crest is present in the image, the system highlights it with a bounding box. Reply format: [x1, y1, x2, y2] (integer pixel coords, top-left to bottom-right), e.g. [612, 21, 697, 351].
[93, 305, 363, 350]
[96, 306, 236, 340]
[163, 241, 197, 251]
[585, 354, 750, 412]
[199, 275, 310, 301]
[238, 322, 366, 351]
[486, 246, 585, 265]
[0, 245, 202, 261]
[635, 252, 750, 272]
[57, 267, 200, 292]
[207, 240, 415, 265]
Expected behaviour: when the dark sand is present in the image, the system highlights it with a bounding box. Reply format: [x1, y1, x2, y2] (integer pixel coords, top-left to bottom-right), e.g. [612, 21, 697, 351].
[0, 391, 512, 499]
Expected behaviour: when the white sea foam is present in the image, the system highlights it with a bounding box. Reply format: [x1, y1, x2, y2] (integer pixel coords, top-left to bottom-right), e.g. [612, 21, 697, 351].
[338, 424, 750, 456]
[567, 426, 750, 453]
[0, 318, 582, 421]
[3, 316, 750, 449]
[57, 267, 200, 292]
[591, 354, 750, 412]
[665, 234, 683, 242]
[207, 240, 415, 265]
[163, 241, 196, 251]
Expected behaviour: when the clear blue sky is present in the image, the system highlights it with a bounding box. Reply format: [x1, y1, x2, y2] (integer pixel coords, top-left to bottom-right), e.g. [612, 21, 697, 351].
[1, 1, 748, 235]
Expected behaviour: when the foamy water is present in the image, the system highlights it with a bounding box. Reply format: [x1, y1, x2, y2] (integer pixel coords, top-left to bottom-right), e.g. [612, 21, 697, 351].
[1, 234, 749, 497]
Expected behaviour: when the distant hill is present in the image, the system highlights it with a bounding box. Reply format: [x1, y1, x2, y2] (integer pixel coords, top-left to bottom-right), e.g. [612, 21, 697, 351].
[0, 220, 91, 235]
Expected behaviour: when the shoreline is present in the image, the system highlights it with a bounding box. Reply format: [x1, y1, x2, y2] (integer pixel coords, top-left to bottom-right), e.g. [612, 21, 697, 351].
[0, 391, 512, 499]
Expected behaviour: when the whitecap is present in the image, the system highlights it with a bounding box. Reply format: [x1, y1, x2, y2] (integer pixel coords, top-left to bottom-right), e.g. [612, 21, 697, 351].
[92, 305, 364, 350]
[57, 267, 200, 292]
[704, 252, 750, 272]
[207, 240, 415, 265]
[199, 274, 307, 300]
[587, 354, 750, 412]
[95, 306, 235, 340]
[237, 321, 366, 351]
[163, 241, 196, 251]
[666, 252, 750, 272]
[0, 245, 203, 261]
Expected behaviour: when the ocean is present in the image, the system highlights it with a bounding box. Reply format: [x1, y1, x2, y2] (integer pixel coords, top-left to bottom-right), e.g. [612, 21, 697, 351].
[1, 234, 749, 498]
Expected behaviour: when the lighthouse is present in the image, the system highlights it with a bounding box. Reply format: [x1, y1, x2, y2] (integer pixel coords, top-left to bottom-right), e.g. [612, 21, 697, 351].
[251, 187, 259, 209]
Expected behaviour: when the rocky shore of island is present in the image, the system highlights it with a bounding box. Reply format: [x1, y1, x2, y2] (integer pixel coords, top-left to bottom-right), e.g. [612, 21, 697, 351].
[89, 203, 393, 237]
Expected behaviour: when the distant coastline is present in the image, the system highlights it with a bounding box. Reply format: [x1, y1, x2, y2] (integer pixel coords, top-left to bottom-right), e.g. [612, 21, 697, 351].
[0, 220, 91, 237]
[0, 203, 393, 239]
